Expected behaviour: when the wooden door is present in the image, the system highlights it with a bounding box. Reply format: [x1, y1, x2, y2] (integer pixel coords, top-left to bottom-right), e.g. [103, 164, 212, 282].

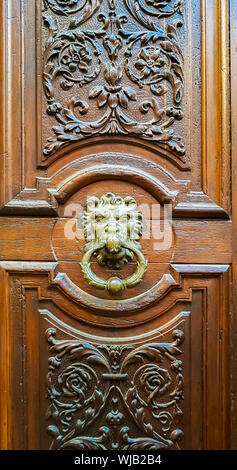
[0, 0, 236, 450]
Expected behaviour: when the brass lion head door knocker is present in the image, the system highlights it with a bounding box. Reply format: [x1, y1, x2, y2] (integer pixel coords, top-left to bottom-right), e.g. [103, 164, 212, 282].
[80, 192, 147, 294]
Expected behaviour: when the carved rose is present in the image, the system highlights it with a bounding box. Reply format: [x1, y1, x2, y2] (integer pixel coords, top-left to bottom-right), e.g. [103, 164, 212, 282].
[135, 47, 165, 79]
[103, 34, 122, 62]
[57, 364, 91, 402]
[139, 365, 171, 404]
[61, 44, 92, 73]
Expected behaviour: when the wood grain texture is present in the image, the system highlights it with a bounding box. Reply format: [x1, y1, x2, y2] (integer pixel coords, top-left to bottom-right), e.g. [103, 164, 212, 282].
[230, 0, 237, 449]
[0, 0, 234, 450]
[201, 0, 230, 214]
[0, 217, 232, 263]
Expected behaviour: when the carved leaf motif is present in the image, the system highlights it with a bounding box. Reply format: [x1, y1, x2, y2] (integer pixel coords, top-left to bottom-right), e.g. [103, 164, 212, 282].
[55, 343, 109, 369]
[121, 341, 182, 370]
[60, 427, 109, 450]
[60, 438, 106, 450]
[121, 426, 170, 450]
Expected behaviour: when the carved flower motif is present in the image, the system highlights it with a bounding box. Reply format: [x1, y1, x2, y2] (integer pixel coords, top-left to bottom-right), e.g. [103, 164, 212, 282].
[57, 364, 91, 402]
[61, 44, 92, 73]
[89, 64, 136, 109]
[139, 365, 171, 403]
[135, 47, 165, 79]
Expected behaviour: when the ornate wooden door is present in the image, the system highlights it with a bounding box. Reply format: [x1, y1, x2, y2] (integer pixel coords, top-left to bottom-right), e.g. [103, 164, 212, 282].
[0, 0, 235, 450]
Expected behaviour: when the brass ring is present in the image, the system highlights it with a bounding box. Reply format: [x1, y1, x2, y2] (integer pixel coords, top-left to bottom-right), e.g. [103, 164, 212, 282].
[80, 241, 147, 294]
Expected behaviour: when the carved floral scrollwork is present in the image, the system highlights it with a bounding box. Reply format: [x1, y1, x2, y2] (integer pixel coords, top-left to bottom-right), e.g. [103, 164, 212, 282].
[124, 0, 183, 28]
[42, 0, 185, 160]
[46, 328, 184, 450]
[43, 19, 101, 93]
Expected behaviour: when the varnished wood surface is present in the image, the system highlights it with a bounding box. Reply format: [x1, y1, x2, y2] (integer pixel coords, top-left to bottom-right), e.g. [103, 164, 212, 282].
[0, 0, 235, 450]
[0, 218, 232, 263]
[230, 0, 237, 450]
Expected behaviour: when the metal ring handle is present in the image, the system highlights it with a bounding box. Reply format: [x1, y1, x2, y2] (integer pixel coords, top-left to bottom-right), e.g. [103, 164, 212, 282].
[80, 241, 147, 294]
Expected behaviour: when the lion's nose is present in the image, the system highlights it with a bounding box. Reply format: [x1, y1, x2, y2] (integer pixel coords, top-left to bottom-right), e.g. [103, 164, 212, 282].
[105, 222, 121, 252]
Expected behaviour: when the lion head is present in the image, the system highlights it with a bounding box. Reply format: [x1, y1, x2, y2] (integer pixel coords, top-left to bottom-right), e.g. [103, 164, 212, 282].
[83, 192, 143, 269]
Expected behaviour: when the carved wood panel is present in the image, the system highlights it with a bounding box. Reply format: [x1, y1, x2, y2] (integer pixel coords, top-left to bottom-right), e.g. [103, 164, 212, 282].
[42, 0, 185, 160]
[45, 327, 185, 450]
[0, 0, 234, 451]
[0, 262, 230, 449]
